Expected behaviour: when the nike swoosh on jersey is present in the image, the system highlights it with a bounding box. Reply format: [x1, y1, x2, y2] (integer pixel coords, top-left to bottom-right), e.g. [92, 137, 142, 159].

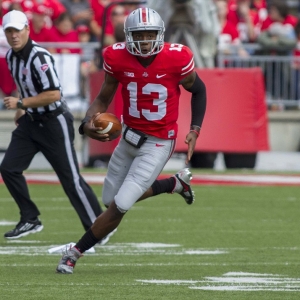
[155, 144, 164, 147]
[156, 74, 166, 78]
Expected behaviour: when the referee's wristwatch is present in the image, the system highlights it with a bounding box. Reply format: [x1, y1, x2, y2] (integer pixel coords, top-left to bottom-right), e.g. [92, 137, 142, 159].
[17, 98, 25, 109]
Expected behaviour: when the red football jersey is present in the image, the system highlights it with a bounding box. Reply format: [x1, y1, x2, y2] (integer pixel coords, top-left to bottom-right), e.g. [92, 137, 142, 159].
[103, 42, 194, 139]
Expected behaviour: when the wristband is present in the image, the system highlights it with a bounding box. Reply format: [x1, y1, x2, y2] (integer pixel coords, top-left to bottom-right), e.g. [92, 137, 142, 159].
[78, 116, 92, 135]
[190, 130, 199, 138]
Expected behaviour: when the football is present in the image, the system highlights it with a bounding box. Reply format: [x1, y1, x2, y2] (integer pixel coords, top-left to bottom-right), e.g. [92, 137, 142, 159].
[92, 112, 122, 140]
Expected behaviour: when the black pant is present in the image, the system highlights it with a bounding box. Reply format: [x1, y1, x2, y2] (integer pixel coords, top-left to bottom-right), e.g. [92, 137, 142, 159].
[0, 110, 103, 231]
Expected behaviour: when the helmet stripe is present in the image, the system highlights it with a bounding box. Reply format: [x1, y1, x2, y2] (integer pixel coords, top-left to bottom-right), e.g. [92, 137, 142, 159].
[140, 7, 148, 23]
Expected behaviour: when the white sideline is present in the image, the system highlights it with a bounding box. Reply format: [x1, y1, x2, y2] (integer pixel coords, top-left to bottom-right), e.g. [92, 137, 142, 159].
[1, 151, 300, 171]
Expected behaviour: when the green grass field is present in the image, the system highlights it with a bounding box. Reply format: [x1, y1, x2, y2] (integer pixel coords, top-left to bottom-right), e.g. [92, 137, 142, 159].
[0, 169, 300, 299]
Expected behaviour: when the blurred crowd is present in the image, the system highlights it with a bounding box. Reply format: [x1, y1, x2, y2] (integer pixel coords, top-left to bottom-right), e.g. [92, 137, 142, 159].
[0, 0, 140, 47]
[217, 0, 299, 57]
[0, 0, 142, 101]
[0, 0, 300, 104]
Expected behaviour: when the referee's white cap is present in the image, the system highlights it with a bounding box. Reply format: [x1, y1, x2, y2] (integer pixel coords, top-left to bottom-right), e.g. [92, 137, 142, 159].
[3, 10, 29, 31]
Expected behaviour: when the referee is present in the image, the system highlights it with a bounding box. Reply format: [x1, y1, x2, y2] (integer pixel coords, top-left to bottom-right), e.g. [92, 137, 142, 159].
[0, 10, 109, 242]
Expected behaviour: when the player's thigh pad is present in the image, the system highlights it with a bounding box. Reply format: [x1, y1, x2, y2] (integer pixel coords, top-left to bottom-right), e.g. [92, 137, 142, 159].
[102, 139, 133, 207]
[114, 137, 174, 212]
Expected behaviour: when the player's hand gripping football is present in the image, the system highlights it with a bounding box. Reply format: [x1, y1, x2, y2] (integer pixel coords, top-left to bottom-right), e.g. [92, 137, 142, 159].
[83, 112, 122, 142]
[184, 130, 199, 165]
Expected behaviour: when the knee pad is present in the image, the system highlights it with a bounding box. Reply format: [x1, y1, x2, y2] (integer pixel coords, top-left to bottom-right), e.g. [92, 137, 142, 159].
[115, 181, 145, 212]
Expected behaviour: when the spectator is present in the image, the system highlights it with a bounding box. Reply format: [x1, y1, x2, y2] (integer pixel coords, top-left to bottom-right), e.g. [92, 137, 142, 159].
[60, 0, 93, 28]
[123, 0, 142, 13]
[49, 12, 81, 54]
[110, 4, 127, 42]
[6, 0, 23, 13]
[38, 0, 67, 22]
[257, 0, 298, 53]
[227, 0, 267, 11]
[1, 0, 30, 16]
[29, 4, 53, 42]
[76, 24, 98, 98]
[226, 0, 257, 43]
[215, 0, 249, 58]
[89, 0, 115, 46]
[77, 24, 92, 43]
[2, 0, 66, 22]
[252, 0, 267, 10]
[251, 0, 268, 37]
[257, 22, 297, 54]
[259, 0, 298, 32]
[148, 0, 220, 68]
[257, 20, 297, 106]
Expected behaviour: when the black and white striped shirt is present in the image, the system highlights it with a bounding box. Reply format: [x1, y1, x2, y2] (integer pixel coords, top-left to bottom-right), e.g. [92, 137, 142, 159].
[6, 39, 63, 113]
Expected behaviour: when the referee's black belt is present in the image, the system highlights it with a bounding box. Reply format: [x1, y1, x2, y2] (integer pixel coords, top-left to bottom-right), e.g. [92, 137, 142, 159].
[26, 106, 66, 122]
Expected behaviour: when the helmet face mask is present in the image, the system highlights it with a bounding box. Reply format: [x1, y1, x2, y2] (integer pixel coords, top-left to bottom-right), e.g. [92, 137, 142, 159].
[124, 8, 165, 57]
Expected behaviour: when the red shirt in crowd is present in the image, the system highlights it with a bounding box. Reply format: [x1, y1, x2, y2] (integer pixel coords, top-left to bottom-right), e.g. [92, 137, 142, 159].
[260, 15, 298, 31]
[29, 23, 53, 42]
[227, 0, 267, 11]
[48, 26, 81, 54]
[1, 0, 65, 21]
[29, 4, 53, 42]
[227, 9, 258, 42]
[90, 0, 114, 35]
[220, 20, 240, 45]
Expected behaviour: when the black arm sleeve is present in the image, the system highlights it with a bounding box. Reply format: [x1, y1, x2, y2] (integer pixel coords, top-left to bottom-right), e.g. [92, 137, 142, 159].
[186, 73, 207, 128]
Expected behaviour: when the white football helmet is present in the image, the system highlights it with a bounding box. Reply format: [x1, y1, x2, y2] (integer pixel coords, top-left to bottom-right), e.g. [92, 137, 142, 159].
[124, 7, 165, 57]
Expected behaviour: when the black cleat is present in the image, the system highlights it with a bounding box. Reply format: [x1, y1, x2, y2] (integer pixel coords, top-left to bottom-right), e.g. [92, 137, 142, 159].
[172, 168, 195, 205]
[4, 219, 44, 239]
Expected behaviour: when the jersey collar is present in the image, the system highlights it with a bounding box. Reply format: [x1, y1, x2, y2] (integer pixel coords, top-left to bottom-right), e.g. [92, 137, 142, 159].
[13, 38, 33, 61]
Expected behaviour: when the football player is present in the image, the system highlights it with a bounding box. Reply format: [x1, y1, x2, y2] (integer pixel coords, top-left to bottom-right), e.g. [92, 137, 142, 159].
[56, 7, 207, 274]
